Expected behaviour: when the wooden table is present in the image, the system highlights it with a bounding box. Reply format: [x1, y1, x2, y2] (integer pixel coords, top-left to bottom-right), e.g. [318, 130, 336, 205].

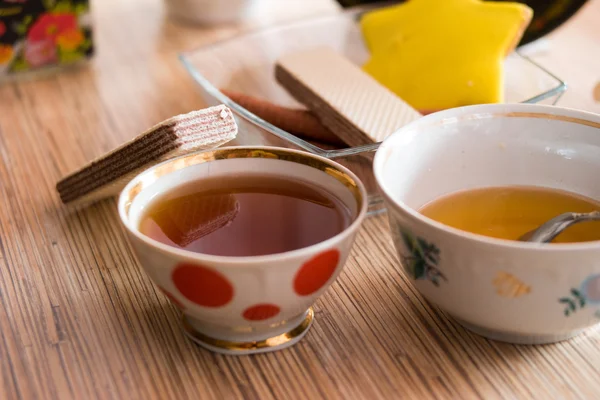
[1, 1, 599, 399]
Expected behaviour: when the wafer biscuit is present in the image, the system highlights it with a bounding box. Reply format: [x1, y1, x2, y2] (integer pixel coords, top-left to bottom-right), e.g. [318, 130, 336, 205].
[221, 89, 345, 146]
[275, 47, 422, 146]
[149, 194, 240, 247]
[56, 105, 238, 206]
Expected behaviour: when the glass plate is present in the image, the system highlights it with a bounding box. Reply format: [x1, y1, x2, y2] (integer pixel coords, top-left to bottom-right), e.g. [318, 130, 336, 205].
[180, 6, 566, 214]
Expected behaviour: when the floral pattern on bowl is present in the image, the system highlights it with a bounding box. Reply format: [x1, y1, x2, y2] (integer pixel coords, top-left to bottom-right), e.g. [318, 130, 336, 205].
[560, 274, 600, 317]
[391, 225, 447, 286]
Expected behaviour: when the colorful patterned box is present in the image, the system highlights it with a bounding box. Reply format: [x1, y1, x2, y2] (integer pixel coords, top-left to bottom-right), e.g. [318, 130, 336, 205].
[0, 0, 92, 78]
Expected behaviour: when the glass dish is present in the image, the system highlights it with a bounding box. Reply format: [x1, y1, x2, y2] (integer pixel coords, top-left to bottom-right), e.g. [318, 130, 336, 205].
[180, 6, 566, 214]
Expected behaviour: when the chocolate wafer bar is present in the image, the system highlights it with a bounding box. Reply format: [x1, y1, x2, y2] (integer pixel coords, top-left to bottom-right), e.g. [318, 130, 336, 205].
[56, 105, 237, 206]
[221, 89, 345, 147]
[275, 47, 422, 146]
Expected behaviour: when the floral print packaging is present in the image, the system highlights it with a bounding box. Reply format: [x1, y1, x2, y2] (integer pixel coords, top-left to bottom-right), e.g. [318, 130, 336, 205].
[0, 0, 92, 77]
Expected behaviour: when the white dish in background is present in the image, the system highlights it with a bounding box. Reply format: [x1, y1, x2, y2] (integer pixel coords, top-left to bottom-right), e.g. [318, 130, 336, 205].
[374, 103, 600, 344]
[165, 0, 259, 25]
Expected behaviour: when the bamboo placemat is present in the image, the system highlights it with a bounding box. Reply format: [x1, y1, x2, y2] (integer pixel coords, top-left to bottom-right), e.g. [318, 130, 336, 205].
[0, 0, 599, 398]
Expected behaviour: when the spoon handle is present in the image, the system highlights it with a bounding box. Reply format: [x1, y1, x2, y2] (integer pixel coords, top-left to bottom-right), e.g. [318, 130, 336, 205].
[526, 211, 600, 243]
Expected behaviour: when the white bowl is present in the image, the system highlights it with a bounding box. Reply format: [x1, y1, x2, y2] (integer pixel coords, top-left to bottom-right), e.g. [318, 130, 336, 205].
[374, 104, 600, 344]
[165, 0, 258, 25]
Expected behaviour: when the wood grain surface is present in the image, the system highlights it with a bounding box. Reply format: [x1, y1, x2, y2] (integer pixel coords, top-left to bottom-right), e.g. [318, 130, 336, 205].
[0, 0, 599, 399]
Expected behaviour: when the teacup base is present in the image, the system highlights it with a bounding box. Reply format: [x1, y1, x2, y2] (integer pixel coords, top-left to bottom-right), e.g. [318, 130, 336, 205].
[182, 308, 314, 355]
[455, 317, 585, 345]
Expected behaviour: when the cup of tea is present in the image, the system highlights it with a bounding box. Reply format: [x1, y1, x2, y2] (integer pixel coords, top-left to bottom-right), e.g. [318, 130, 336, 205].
[374, 103, 600, 344]
[118, 147, 367, 354]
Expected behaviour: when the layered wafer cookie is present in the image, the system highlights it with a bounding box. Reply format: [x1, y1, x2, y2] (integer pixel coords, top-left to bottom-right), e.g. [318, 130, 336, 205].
[148, 194, 240, 247]
[221, 89, 345, 147]
[275, 47, 422, 147]
[56, 105, 238, 206]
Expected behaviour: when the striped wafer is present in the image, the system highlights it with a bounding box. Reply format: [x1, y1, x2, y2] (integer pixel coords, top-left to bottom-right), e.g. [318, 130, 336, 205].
[149, 193, 240, 247]
[56, 105, 238, 206]
[275, 47, 422, 146]
[221, 89, 346, 147]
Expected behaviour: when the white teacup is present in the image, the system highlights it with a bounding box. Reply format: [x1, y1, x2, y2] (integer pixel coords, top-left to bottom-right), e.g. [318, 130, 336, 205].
[374, 104, 600, 344]
[119, 147, 367, 354]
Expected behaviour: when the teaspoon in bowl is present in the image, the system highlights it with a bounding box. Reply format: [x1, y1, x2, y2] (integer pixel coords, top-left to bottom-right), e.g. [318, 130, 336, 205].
[518, 211, 600, 243]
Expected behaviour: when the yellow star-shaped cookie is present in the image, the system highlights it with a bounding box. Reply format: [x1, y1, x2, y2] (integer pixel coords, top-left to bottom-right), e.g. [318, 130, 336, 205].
[360, 0, 533, 112]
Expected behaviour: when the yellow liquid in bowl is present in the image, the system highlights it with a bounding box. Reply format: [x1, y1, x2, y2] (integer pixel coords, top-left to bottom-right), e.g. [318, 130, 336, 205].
[419, 186, 600, 243]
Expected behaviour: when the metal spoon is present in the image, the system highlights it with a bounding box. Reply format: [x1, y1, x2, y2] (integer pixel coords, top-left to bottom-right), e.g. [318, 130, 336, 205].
[518, 211, 600, 243]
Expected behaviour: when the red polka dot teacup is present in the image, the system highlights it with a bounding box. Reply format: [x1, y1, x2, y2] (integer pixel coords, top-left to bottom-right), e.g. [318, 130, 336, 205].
[118, 147, 367, 355]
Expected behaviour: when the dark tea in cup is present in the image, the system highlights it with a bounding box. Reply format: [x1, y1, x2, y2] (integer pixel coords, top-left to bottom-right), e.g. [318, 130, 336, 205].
[138, 174, 352, 257]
